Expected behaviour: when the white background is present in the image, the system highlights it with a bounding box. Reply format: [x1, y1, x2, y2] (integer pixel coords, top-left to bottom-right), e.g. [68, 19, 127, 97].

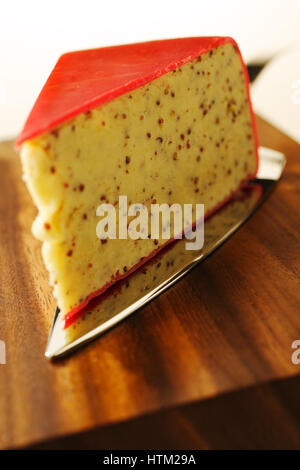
[0, 0, 300, 140]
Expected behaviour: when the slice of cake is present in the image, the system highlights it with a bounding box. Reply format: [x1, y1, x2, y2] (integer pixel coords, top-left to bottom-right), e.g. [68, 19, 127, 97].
[16, 37, 259, 325]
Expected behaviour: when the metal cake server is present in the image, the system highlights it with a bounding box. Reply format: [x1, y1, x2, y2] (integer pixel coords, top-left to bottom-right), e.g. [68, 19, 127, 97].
[46, 146, 286, 359]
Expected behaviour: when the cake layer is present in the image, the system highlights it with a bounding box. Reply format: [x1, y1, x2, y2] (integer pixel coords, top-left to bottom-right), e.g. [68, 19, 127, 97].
[19, 38, 258, 321]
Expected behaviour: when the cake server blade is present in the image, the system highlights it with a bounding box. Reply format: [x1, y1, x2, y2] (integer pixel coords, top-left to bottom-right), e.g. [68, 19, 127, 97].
[45, 146, 286, 359]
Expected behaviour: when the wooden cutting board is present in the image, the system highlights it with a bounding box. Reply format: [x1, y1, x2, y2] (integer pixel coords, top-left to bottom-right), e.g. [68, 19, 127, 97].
[0, 116, 299, 449]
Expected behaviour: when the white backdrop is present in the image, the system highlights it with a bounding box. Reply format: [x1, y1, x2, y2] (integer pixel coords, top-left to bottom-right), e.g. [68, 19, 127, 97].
[0, 0, 300, 140]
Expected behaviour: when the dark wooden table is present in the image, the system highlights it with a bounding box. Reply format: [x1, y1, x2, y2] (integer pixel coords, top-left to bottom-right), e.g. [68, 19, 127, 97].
[0, 116, 299, 450]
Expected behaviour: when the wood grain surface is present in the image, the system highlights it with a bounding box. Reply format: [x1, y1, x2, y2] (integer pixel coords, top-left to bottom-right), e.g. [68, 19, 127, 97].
[29, 373, 300, 450]
[0, 116, 299, 449]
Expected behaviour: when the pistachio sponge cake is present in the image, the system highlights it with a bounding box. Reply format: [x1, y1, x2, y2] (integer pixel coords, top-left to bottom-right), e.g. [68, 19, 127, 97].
[16, 37, 258, 324]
